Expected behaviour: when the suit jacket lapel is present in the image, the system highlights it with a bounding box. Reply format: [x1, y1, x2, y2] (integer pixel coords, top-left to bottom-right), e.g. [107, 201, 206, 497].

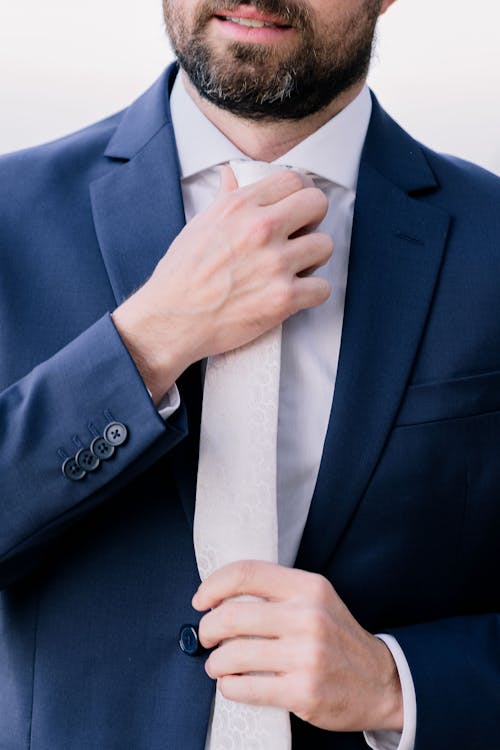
[296, 100, 451, 572]
[90, 66, 185, 307]
[89, 64, 201, 527]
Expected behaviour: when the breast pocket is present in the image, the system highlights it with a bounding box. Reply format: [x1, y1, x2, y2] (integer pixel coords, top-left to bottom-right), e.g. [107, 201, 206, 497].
[395, 369, 500, 426]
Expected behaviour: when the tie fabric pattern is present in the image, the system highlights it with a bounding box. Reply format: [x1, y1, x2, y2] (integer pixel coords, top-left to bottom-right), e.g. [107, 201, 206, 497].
[194, 160, 293, 750]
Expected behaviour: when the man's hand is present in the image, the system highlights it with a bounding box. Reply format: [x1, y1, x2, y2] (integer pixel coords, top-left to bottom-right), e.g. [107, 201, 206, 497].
[192, 560, 403, 734]
[112, 167, 332, 402]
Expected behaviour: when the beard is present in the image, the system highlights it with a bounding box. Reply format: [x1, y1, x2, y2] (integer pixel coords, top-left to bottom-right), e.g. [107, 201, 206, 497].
[163, 0, 382, 121]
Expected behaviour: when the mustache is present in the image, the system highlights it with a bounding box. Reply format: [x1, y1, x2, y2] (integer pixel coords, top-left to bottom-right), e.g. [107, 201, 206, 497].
[194, 0, 313, 32]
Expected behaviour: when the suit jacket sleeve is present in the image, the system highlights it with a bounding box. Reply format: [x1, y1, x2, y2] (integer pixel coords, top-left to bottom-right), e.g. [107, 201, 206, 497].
[383, 614, 500, 749]
[0, 312, 188, 590]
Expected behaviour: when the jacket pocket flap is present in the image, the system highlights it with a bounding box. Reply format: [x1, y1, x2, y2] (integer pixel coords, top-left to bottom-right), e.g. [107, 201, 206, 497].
[395, 369, 500, 426]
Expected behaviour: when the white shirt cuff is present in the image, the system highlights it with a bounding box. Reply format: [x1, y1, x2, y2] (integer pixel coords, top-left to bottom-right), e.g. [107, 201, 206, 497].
[147, 383, 181, 420]
[363, 634, 416, 750]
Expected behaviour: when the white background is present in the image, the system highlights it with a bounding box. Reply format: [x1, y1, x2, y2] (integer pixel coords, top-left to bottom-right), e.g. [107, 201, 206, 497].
[0, 0, 499, 174]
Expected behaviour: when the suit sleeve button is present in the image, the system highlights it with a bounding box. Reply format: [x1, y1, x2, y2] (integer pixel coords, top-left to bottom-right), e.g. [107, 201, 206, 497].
[103, 421, 128, 446]
[76, 447, 100, 472]
[62, 456, 86, 481]
[91, 436, 115, 460]
[178, 625, 199, 656]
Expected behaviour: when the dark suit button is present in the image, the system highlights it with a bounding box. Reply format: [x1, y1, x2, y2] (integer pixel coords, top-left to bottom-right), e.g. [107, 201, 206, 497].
[91, 436, 115, 460]
[103, 421, 128, 447]
[62, 456, 86, 481]
[76, 447, 100, 472]
[178, 625, 199, 656]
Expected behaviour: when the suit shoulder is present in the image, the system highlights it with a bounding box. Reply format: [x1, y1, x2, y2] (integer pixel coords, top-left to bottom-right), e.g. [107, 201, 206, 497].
[0, 109, 125, 201]
[417, 147, 500, 267]
[0, 110, 128, 261]
[422, 146, 500, 210]
[366, 96, 499, 218]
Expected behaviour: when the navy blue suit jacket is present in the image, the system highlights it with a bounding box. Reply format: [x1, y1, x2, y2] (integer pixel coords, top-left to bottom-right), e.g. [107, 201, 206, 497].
[0, 65, 499, 749]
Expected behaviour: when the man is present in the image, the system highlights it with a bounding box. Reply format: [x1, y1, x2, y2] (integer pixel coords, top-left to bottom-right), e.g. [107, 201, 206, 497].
[0, 0, 498, 747]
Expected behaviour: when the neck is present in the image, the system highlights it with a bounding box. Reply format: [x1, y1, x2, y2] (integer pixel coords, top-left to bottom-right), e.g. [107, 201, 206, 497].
[181, 72, 366, 162]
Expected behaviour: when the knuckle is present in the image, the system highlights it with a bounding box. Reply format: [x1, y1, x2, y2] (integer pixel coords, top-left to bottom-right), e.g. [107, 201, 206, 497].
[218, 602, 237, 633]
[317, 278, 332, 302]
[307, 608, 331, 642]
[217, 602, 233, 636]
[198, 620, 210, 647]
[274, 284, 294, 314]
[205, 654, 217, 678]
[251, 217, 274, 247]
[309, 573, 332, 604]
[217, 192, 244, 221]
[296, 605, 314, 634]
[234, 559, 255, 594]
[307, 233, 333, 265]
[282, 170, 305, 193]
[318, 233, 334, 257]
[218, 674, 247, 702]
[198, 615, 214, 647]
[267, 251, 287, 277]
[313, 187, 329, 215]
[218, 676, 231, 698]
[227, 191, 246, 212]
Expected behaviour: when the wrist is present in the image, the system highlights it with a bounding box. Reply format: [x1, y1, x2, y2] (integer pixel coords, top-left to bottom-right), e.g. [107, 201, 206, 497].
[112, 294, 191, 405]
[372, 637, 404, 732]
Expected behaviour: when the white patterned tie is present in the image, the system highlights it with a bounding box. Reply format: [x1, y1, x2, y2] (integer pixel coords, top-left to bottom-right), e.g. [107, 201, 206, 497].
[194, 160, 296, 750]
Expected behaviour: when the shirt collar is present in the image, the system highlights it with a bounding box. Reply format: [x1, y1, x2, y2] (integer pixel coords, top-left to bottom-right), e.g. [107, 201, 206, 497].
[170, 72, 372, 191]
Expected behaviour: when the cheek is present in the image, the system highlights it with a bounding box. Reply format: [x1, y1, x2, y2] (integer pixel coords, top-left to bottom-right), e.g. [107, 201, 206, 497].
[164, 0, 193, 37]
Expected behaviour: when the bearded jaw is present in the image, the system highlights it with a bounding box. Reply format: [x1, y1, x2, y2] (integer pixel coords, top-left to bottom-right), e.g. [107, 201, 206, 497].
[164, 0, 381, 120]
[184, 42, 299, 112]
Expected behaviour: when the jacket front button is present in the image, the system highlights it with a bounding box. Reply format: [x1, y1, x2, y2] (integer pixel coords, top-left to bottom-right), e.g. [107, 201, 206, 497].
[178, 625, 199, 656]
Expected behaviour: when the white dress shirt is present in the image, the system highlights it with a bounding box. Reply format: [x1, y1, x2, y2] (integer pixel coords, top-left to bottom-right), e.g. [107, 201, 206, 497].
[165, 73, 416, 750]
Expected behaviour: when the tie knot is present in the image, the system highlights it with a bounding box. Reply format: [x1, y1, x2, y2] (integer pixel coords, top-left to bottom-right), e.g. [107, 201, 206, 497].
[228, 159, 316, 188]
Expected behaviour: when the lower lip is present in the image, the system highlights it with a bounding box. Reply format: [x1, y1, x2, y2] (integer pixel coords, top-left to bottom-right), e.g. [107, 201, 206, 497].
[212, 16, 294, 43]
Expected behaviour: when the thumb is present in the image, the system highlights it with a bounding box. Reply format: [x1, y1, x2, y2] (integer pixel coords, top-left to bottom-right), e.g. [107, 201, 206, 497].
[218, 164, 239, 194]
